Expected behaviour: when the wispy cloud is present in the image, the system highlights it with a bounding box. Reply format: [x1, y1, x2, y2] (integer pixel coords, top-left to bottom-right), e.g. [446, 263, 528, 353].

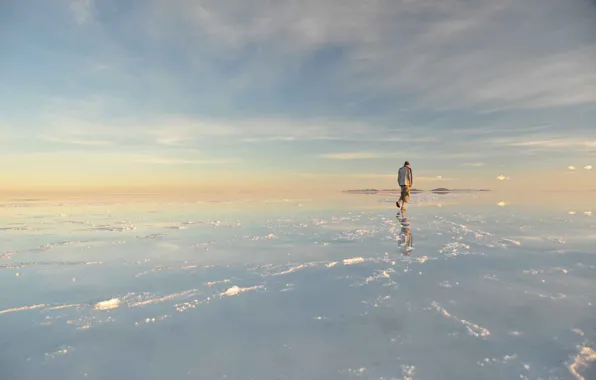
[70, 0, 93, 25]
[451, 125, 554, 136]
[296, 173, 394, 179]
[131, 155, 232, 165]
[439, 153, 484, 159]
[41, 136, 114, 146]
[4, 0, 596, 192]
[320, 152, 385, 160]
[151, 0, 596, 110]
[508, 139, 596, 149]
[416, 176, 456, 182]
[36, 100, 425, 146]
[296, 173, 454, 182]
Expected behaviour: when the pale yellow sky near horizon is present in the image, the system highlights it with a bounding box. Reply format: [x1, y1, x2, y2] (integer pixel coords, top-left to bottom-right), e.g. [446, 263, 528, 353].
[1, 167, 593, 198]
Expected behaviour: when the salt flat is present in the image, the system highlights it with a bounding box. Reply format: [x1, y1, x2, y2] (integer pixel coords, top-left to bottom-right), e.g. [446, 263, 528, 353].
[0, 193, 594, 380]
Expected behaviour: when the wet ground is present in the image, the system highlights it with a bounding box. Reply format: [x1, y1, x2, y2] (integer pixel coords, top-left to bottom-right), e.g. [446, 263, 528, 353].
[1, 193, 595, 379]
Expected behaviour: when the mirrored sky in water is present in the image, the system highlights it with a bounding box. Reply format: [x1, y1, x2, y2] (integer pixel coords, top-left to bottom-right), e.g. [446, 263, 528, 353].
[1, 192, 595, 380]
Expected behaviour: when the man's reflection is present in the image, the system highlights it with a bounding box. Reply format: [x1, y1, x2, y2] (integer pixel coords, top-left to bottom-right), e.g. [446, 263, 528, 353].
[397, 217, 413, 256]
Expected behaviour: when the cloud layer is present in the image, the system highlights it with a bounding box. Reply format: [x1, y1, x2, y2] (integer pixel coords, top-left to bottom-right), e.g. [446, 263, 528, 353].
[1, 0, 595, 191]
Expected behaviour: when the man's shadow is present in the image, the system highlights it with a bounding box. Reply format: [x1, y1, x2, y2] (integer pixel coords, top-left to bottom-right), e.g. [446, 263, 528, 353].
[397, 216, 413, 256]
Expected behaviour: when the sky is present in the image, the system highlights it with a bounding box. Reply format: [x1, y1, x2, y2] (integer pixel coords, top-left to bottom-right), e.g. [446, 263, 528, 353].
[1, 0, 596, 195]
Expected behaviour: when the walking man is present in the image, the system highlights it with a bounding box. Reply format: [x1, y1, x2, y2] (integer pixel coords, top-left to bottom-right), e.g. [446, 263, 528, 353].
[396, 161, 413, 214]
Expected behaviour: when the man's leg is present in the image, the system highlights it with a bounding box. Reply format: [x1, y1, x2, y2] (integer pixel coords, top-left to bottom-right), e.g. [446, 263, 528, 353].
[397, 186, 405, 208]
[401, 186, 410, 212]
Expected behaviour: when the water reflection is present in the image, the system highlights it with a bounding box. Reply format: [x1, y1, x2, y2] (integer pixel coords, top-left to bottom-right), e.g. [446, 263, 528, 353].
[397, 216, 413, 256]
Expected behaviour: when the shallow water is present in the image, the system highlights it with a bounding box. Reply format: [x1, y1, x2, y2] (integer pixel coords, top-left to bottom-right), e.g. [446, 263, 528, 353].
[1, 193, 595, 380]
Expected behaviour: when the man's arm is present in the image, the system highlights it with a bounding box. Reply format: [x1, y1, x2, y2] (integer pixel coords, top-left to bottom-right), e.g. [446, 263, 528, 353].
[409, 168, 413, 187]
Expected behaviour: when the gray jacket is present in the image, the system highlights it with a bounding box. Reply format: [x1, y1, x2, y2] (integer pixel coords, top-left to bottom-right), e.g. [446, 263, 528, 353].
[398, 166, 413, 187]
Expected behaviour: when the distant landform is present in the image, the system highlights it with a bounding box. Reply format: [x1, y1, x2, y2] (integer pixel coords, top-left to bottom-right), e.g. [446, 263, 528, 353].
[344, 188, 490, 194]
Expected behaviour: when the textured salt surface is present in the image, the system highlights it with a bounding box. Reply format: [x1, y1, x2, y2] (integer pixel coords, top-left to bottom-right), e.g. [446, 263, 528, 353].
[0, 196, 594, 379]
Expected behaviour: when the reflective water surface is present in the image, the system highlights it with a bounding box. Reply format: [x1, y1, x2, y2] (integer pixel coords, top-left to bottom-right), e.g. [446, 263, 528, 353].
[1, 193, 595, 380]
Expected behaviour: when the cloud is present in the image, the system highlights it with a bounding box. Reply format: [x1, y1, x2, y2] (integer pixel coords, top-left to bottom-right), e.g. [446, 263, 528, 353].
[131, 155, 232, 165]
[416, 176, 455, 182]
[296, 172, 394, 179]
[568, 165, 576, 171]
[70, 0, 92, 25]
[151, 0, 596, 110]
[41, 136, 114, 146]
[508, 139, 596, 150]
[496, 175, 511, 181]
[2, 151, 232, 167]
[296, 173, 454, 181]
[36, 99, 390, 144]
[451, 125, 554, 136]
[320, 152, 384, 160]
[585, 165, 593, 170]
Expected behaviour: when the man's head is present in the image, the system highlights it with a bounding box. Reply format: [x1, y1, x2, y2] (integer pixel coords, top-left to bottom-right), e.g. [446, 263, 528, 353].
[404, 161, 410, 167]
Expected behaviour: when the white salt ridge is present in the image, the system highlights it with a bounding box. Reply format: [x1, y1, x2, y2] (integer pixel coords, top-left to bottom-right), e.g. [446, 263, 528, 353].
[402, 365, 416, 380]
[92, 223, 136, 232]
[568, 346, 596, 380]
[548, 237, 566, 244]
[94, 298, 120, 311]
[573, 329, 585, 337]
[0, 251, 15, 259]
[501, 238, 521, 246]
[134, 315, 170, 326]
[135, 264, 198, 278]
[326, 261, 338, 268]
[364, 269, 393, 284]
[271, 263, 315, 276]
[45, 346, 72, 360]
[345, 367, 366, 376]
[477, 354, 519, 367]
[439, 242, 471, 256]
[67, 315, 115, 330]
[251, 234, 278, 241]
[205, 279, 231, 286]
[431, 301, 490, 338]
[42, 304, 82, 312]
[175, 295, 214, 313]
[0, 304, 47, 315]
[417, 256, 429, 263]
[130, 289, 198, 307]
[221, 285, 263, 297]
[524, 291, 567, 300]
[139, 233, 167, 239]
[192, 241, 217, 247]
[343, 257, 365, 265]
[0, 226, 37, 231]
[555, 267, 569, 274]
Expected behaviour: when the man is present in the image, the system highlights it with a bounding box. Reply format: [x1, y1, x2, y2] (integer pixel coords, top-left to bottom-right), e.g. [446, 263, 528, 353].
[396, 161, 413, 213]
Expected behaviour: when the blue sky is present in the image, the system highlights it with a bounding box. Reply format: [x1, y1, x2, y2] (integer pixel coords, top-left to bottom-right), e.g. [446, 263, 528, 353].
[1, 0, 596, 191]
